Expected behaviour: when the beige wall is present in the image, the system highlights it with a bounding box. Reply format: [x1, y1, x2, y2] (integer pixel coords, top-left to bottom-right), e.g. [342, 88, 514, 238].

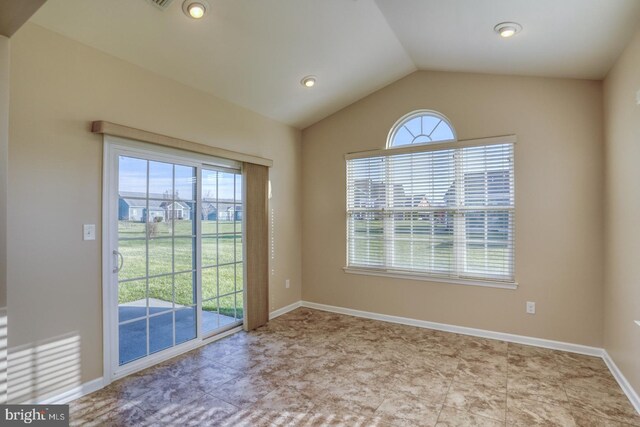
[0, 35, 8, 311]
[302, 70, 605, 347]
[7, 23, 302, 402]
[0, 35, 9, 405]
[603, 27, 640, 394]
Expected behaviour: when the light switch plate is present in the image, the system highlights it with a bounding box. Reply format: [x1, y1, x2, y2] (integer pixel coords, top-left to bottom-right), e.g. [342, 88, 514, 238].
[636, 90, 640, 105]
[83, 224, 96, 241]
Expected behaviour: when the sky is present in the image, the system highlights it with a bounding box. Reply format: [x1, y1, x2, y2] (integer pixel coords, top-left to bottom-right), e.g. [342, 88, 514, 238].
[119, 156, 241, 201]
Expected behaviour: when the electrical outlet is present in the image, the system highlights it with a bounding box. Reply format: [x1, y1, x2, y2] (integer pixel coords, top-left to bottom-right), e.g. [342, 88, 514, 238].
[526, 301, 536, 314]
[83, 224, 96, 241]
[285, 279, 290, 289]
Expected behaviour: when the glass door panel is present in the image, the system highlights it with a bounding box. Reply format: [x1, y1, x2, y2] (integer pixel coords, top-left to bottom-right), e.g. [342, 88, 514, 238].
[117, 155, 197, 365]
[201, 169, 244, 335]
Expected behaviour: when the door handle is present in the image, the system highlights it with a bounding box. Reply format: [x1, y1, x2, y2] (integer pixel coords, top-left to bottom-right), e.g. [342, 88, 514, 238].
[113, 250, 124, 274]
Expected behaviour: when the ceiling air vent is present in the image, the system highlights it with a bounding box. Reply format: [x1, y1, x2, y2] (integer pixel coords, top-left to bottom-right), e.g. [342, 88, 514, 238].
[147, 0, 174, 10]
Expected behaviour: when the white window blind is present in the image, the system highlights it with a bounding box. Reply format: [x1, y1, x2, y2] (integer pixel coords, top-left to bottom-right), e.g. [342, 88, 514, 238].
[346, 141, 514, 283]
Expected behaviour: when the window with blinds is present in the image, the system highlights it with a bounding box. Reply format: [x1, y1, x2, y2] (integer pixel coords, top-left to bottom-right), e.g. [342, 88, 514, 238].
[346, 140, 515, 283]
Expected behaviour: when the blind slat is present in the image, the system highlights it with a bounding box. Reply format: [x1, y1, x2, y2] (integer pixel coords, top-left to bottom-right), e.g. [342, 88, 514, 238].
[346, 142, 515, 282]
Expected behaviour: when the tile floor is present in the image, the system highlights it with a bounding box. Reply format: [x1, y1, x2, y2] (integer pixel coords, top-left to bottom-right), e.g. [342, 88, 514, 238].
[70, 308, 640, 426]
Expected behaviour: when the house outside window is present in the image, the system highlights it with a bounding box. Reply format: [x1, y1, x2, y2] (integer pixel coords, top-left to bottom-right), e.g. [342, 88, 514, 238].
[346, 110, 515, 285]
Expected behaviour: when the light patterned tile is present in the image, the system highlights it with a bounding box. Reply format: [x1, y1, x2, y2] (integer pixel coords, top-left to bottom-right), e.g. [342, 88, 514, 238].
[313, 379, 388, 418]
[444, 380, 506, 421]
[209, 373, 277, 408]
[507, 396, 577, 427]
[571, 411, 638, 427]
[565, 385, 640, 426]
[136, 377, 205, 417]
[371, 391, 442, 427]
[454, 359, 507, 389]
[389, 367, 452, 403]
[250, 386, 315, 414]
[436, 406, 505, 426]
[507, 371, 569, 405]
[149, 393, 239, 426]
[66, 308, 638, 427]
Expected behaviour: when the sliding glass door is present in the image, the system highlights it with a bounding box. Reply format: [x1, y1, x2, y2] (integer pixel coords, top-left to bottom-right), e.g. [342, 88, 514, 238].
[107, 140, 244, 374]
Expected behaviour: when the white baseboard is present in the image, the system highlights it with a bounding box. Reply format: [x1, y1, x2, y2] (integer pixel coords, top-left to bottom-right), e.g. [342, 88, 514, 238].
[603, 350, 640, 414]
[38, 377, 105, 405]
[269, 301, 302, 320]
[301, 301, 602, 356]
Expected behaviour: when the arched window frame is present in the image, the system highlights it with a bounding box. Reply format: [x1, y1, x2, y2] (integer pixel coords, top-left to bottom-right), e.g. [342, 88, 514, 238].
[386, 110, 457, 149]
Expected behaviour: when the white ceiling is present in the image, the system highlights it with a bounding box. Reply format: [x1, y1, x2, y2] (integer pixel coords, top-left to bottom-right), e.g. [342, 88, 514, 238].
[30, 0, 640, 129]
[376, 0, 640, 80]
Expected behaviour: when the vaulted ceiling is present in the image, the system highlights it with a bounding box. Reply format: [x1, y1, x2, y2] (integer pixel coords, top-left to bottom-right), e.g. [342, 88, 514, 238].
[30, 0, 640, 129]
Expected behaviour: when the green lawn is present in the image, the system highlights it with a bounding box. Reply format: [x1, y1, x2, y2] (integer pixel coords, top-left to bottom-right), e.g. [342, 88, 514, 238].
[118, 219, 244, 318]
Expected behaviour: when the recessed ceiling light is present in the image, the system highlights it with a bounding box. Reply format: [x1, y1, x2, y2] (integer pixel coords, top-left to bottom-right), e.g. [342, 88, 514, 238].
[182, 0, 208, 19]
[494, 22, 522, 38]
[301, 76, 317, 88]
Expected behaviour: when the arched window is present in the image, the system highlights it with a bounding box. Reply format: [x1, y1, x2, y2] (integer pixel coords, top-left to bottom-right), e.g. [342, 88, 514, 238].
[387, 110, 456, 148]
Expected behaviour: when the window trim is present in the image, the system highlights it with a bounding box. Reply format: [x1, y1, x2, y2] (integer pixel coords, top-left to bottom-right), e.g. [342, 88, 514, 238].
[345, 134, 517, 289]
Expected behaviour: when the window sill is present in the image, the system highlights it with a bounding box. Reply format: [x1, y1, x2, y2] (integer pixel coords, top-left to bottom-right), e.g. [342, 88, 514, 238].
[343, 267, 518, 290]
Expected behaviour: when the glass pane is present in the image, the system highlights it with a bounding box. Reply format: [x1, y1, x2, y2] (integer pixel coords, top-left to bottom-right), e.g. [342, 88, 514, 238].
[118, 279, 147, 323]
[149, 312, 173, 354]
[392, 126, 413, 146]
[148, 275, 173, 315]
[218, 218, 234, 234]
[202, 169, 217, 202]
[218, 235, 235, 265]
[202, 298, 219, 333]
[218, 264, 235, 296]
[148, 238, 173, 276]
[235, 263, 243, 292]
[174, 272, 195, 306]
[142, 200, 171, 229]
[430, 120, 454, 141]
[235, 174, 242, 202]
[174, 237, 194, 272]
[218, 172, 235, 200]
[149, 161, 173, 199]
[202, 267, 217, 300]
[175, 307, 196, 345]
[234, 292, 244, 320]
[202, 201, 217, 234]
[404, 117, 421, 138]
[118, 156, 147, 197]
[219, 294, 236, 326]
[234, 205, 242, 233]
[202, 236, 218, 267]
[235, 235, 243, 262]
[175, 165, 196, 201]
[147, 216, 172, 238]
[118, 220, 146, 239]
[422, 115, 441, 135]
[119, 318, 147, 365]
[174, 201, 195, 236]
[118, 239, 147, 281]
